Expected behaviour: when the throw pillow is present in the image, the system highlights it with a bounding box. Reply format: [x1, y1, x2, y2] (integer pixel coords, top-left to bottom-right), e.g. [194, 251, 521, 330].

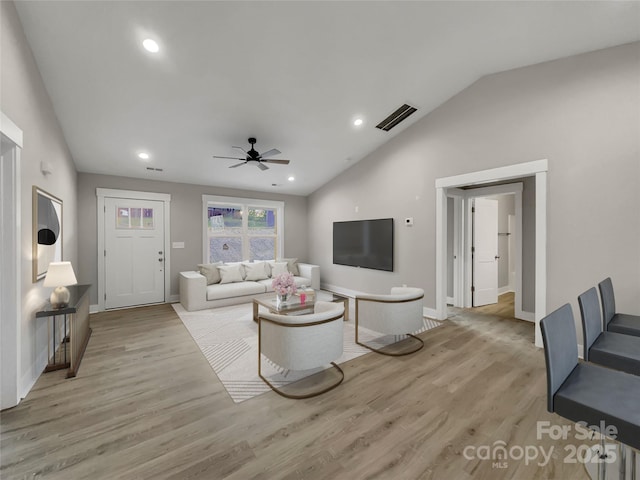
[218, 264, 245, 284]
[244, 261, 269, 281]
[197, 262, 223, 285]
[270, 261, 289, 277]
[277, 257, 299, 276]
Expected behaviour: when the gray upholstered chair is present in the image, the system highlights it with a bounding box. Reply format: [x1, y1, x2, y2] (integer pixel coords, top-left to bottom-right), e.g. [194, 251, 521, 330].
[541, 303, 640, 478]
[578, 287, 640, 376]
[355, 287, 425, 356]
[599, 277, 640, 337]
[258, 301, 344, 399]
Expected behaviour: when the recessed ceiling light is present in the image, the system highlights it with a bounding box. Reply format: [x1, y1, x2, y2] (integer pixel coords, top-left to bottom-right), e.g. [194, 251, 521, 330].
[353, 118, 364, 127]
[138, 152, 150, 160]
[142, 39, 159, 53]
[288, 176, 295, 182]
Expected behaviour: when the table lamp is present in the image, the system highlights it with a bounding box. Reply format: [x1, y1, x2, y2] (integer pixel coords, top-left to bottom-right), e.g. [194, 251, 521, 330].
[43, 261, 77, 309]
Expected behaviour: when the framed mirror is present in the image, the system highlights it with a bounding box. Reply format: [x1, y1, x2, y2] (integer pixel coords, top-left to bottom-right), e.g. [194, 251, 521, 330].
[32, 186, 63, 282]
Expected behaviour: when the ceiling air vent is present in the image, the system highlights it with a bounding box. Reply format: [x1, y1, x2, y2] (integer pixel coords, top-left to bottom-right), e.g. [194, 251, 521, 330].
[375, 103, 417, 132]
[146, 167, 163, 172]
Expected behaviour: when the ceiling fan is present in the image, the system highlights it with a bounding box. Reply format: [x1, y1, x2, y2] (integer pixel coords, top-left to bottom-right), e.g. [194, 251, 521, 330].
[213, 137, 290, 171]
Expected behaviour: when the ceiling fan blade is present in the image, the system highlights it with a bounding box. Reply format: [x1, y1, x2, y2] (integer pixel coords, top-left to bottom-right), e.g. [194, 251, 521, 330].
[229, 162, 247, 168]
[232, 146, 248, 154]
[256, 162, 269, 171]
[262, 159, 290, 165]
[259, 148, 281, 159]
[213, 155, 245, 160]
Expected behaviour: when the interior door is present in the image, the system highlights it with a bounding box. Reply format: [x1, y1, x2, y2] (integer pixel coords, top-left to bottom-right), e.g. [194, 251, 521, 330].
[105, 198, 165, 309]
[473, 198, 499, 306]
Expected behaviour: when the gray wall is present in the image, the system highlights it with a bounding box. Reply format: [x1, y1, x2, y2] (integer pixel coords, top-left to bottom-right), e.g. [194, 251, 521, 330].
[77, 173, 308, 305]
[308, 42, 640, 327]
[1, 1, 78, 394]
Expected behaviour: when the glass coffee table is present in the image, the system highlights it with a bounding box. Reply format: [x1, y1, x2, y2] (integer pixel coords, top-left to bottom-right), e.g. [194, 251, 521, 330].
[252, 291, 349, 323]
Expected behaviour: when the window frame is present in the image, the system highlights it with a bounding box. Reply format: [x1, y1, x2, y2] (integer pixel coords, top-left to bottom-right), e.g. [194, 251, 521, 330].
[202, 194, 284, 263]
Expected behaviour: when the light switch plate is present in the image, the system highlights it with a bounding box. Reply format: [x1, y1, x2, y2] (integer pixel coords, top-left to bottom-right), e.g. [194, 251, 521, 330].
[172, 241, 185, 249]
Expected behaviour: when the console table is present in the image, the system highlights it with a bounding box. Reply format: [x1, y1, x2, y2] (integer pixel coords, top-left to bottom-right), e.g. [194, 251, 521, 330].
[36, 284, 92, 378]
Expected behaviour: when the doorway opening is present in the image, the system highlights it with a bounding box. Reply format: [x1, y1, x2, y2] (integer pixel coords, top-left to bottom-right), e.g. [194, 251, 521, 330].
[435, 159, 547, 347]
[447, 182, 533, 323]
[1, 112, 23, 410]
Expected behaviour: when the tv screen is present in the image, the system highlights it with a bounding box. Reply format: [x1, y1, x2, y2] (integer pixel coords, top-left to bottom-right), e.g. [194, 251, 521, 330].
[333, 218, 394, 272]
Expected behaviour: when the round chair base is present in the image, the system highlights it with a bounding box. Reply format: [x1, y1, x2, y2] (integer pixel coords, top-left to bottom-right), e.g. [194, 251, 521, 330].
[259, 362, 345, 399]
[356, 333, 424, 356]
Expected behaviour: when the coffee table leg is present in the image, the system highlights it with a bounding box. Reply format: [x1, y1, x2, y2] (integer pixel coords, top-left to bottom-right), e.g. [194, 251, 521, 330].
[253, 301, 258, 323]
[343, 298, 349, 321]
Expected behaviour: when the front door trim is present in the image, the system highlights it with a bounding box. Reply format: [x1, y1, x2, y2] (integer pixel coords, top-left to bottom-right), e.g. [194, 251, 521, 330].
[97, 188, 171, 312]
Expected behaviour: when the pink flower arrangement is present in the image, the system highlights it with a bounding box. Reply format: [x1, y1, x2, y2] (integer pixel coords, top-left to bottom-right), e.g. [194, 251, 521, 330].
[272, 272, 297, 297]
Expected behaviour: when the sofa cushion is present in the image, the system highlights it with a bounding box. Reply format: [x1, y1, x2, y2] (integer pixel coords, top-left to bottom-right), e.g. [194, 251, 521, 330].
[198, 262, 223, 285]
[269, 261, 289, 277]
[293, 276, 312, 288]
[218, 264, 245, 284]
[278, 257, 300, 276]
[206, 281, 266, 301]
[244, 261, 269, 281]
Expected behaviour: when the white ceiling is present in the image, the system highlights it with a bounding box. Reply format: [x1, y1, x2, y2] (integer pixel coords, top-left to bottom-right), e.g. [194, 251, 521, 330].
[14, 1, 640, 196]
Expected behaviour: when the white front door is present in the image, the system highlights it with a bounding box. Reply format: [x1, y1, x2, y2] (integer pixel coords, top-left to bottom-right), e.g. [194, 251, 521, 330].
[473, 198, 499, 307]
[105, 198, 165, 309]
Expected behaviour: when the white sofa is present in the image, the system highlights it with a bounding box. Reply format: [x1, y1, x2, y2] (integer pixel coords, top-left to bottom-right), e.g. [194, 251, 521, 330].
[179, 262, 320, 311]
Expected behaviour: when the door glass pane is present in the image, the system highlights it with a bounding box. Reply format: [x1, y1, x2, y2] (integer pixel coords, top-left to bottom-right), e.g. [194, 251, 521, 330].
[117, 207, 130, 228]
[249, 237, 276, 261]
[209, 237, 242, 263]
[117, 207, 154, 229]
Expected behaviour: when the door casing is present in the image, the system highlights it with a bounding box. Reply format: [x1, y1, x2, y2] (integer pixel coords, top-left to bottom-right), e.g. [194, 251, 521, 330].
[435, 159, 548, 348]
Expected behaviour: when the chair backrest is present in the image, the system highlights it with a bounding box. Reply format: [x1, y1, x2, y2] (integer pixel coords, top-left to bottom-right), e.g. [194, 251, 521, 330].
[356, 287, 424, 335]
[259, 301, 344, 371]
[577, 287, 603, 362]
[540, 303, 579, 413]
[598, 277, 616, 327]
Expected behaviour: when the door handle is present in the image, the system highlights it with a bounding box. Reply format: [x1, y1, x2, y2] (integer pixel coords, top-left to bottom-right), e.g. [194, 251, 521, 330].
[495, 255, 501, 260]
[158, 258, 163, 262]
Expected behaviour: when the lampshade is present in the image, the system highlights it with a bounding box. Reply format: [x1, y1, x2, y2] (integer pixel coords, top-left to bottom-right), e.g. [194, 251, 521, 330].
[43, 261, 77, 287]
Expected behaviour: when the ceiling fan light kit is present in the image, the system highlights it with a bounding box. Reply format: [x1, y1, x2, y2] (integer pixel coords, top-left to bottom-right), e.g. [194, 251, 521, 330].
[213, 137, 291, 170]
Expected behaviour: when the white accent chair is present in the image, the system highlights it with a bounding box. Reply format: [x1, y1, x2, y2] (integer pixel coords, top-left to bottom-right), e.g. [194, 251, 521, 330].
[355, 287, 425, 356]
[258, 301, 345, 399]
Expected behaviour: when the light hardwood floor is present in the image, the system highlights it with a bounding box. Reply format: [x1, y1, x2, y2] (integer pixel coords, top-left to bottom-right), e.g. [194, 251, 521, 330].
[1, 302, 594, 479]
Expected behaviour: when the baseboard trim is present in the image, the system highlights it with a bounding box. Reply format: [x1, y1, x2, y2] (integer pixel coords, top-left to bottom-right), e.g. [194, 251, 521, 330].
[446, 296, 454, 305]
[167, 294, 180, 303]
[90, 304, 99, 314]
[577, 344, 584, 360]
[516, 310, 535, 322]
[498, 286, 514, 296]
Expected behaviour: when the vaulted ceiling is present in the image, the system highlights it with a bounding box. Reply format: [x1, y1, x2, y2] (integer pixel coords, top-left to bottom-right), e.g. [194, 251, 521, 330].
[14, 1, 640, 195]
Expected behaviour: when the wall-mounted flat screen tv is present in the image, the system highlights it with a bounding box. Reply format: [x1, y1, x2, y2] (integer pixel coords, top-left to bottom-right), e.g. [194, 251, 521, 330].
[333, 218, 394, 272]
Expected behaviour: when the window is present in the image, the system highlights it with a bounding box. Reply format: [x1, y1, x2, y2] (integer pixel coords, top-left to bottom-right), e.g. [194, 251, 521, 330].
[203, 195, 284, 263]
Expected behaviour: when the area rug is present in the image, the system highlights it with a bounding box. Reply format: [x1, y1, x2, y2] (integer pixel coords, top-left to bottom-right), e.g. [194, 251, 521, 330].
[173, 297, 442, 403]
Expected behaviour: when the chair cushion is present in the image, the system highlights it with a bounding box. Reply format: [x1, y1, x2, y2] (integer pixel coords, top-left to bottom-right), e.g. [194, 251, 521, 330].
[607, 313, 640, 337]
[554, 363, 640, 450]
[206, 281, 265, 301]
[590, 332, 640, 376]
